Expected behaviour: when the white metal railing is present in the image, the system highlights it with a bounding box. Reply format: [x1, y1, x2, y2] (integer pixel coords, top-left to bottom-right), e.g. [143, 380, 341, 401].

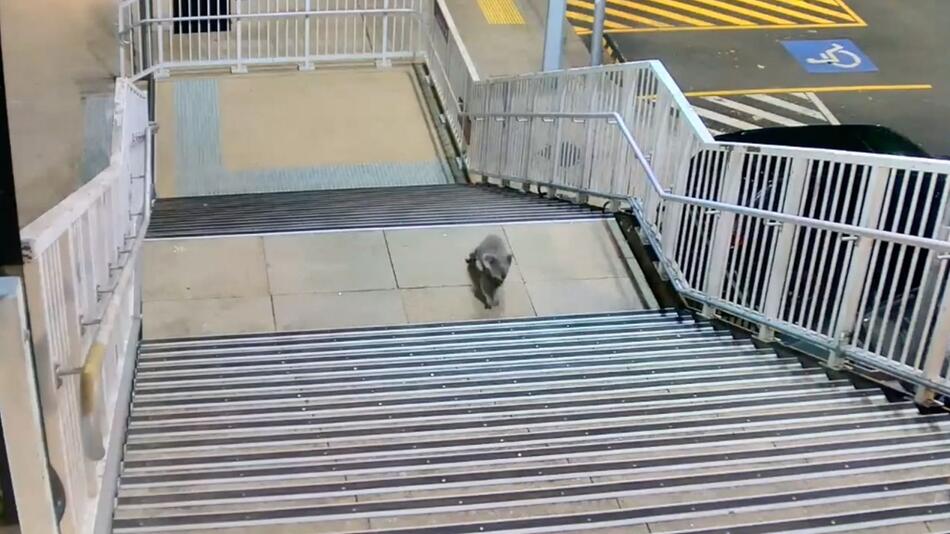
[120, 0, 426, 79]
[18, 78, 151, 533]
[122, 0, 950, 402]
[460, 62, 950, 402]
[420, 0, 478, 147]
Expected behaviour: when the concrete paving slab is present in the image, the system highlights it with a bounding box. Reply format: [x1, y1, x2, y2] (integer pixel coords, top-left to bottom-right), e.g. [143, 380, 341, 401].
[443, 0, 590, 77]
[400, 282, 536, 323]
[264, 231, 396, 294]
[143, 237, 269, 301]
[503, 220, 633, 282]
[272, 290, 407, 331]
[526, 276, 646, 315]
[385, 226, 522, 288]
[143, 296, 275, 339]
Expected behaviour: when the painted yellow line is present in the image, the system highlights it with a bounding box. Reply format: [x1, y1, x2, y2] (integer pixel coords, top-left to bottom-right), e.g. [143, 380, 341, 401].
[605, 0, 715, 26]
[732, 0, 831, 23]
[834, 0, 867, 25]
[579, 20, 866, 34]
[571, 0, 673, 27]
[477, 0, 525, 24]
[641, 0, 752, 25]
[772, 0, 857, 21]
[812, 0, 845, 5]
[684, 84, 934, 98]
[566, 9, 636, 29]
[689, 0, 791, 24]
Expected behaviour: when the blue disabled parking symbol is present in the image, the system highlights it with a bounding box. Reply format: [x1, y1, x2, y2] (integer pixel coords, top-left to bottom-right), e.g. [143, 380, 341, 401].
[782, 39, 878, 73]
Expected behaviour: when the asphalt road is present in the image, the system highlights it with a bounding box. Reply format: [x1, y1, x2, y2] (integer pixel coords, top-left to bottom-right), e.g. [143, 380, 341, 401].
[608, 0, 949, 156]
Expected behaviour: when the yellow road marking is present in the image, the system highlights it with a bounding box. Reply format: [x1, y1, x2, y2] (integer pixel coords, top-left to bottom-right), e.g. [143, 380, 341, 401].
[772, 0, 855, 20]
[476, 0, 525, 24]
[834, 0, 867, 25]
[685, 84, 934, 98]
[568, 0, 863, 33]
[640, 0, 752, 25]
[570, 0, 673, 27]
[731, 0, 831, 23]
[605, 0, 715, 26]
[566, 9, 642, 28]
[689, 0, 791, 24]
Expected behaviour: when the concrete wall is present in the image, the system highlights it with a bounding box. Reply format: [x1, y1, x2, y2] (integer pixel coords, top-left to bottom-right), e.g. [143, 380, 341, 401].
[0, 0, 118, 225]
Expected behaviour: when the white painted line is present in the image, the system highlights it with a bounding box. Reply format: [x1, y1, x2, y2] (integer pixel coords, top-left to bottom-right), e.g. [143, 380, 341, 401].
[691, 105, 760, 131]
[703, 96, 807, 127]
[747, 94, 828, 121]
[806, 91, 841, 125]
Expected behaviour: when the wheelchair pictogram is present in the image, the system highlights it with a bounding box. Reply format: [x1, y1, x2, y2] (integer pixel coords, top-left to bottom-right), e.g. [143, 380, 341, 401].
[805, 43, 862, 69]
[782, 39, 878, 74]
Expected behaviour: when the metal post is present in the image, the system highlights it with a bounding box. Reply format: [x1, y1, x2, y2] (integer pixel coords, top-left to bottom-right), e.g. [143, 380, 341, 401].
[542, 0, 565, 71]
[301, 0, 314, 70]
[590, 0, 606, 66]
[378, 0, 392, 67]
[232, 0, 247, 73]
[915, 267, 950, 405]
[154, 0, 169, 77]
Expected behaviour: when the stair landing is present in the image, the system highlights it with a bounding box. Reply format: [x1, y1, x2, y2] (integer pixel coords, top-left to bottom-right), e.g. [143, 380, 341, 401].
[142, 217, 655, 339]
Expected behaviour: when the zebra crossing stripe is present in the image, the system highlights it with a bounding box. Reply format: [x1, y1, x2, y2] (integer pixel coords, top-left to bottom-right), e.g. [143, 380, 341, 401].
[687, 91, 839, 135]
[703, 95, 807, 127]
[692, 106, 761, 131]
[745, 94, 828, 121]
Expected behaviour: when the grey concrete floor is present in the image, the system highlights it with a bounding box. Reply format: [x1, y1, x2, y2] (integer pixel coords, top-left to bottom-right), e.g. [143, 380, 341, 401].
[142, 220, 656, 338]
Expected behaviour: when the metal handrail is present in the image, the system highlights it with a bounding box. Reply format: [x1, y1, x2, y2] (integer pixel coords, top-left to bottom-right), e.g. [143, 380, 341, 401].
[463, 111, 950, 253]
[78, 218, 146, 461]
[127, 8, 417, 26]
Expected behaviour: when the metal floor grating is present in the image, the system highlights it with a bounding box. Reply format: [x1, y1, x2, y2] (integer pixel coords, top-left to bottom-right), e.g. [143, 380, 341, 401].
[113, 310, 950, 532]
[147, 184, 609, 238]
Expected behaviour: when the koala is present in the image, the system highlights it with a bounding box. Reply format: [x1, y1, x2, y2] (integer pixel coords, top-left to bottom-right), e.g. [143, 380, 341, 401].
[466, 234, 513, 309]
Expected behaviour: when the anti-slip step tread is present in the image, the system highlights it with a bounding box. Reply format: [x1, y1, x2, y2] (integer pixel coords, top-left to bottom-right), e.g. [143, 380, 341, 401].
[146, 184, 609, 239]
[113, 311, 950, 533]
[138, 310, 690, 352]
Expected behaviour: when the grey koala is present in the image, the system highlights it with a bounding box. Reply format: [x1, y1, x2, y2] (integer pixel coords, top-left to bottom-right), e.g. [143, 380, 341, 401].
[466, 234, 513, 309]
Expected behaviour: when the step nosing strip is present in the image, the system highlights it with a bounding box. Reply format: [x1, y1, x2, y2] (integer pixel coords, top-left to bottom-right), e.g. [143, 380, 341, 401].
[120, 414, 942, 467]
[117, 431, 950, 490]
[110, 453, 950, 529]
[122, 404, 917, 451]
[124, 389, 879, 436]
[126, 379, 857, 423]
[128, 369, 830, 408]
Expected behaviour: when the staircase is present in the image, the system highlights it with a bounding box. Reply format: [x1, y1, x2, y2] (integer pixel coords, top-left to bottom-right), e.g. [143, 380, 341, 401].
[147, 184, 609, 238]
[113, 310, 950, 533]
